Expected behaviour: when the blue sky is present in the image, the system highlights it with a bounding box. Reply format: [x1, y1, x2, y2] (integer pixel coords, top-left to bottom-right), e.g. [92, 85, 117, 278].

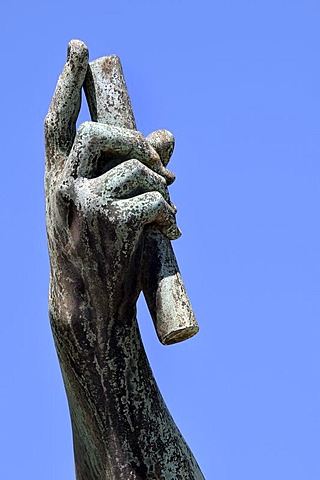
[1, 1, 319, 479]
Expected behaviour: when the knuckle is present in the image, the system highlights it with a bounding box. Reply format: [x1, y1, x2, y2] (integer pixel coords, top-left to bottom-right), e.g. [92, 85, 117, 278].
[129, 158, 143, 173]
[150, 191, 164, 207]
[158, 174, 167, 187]
[77, 121, 92, 136]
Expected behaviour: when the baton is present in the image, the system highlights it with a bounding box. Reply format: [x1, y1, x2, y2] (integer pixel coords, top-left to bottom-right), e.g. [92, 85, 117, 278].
[84, 55, 199, 345]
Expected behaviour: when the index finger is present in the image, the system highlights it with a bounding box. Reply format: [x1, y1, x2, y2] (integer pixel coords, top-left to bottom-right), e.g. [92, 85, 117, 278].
[45, 40, 89, 165]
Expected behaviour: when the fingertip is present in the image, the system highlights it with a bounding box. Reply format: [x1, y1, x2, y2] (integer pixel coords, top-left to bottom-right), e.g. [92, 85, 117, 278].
[164, 168, 175, 185]
[164, 224, 182, 240]
[67, 39, 89, 63]
[143, 143, 176, 185]
[146, 129, 175, 167]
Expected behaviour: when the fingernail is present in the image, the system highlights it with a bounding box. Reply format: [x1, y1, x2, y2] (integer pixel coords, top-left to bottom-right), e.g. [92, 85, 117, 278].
[165, 224, 182, 240]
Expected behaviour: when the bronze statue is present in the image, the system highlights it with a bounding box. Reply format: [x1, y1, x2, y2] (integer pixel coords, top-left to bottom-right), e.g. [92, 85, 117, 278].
[45, 39, 204, 480]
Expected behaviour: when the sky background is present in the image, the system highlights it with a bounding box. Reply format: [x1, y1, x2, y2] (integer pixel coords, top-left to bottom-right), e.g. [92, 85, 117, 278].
[1, 1, 319, 479]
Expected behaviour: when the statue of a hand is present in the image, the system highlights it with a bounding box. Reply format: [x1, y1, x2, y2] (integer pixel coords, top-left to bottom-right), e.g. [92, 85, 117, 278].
[45, 40, 204, 480]
[45, 40, 180, 314]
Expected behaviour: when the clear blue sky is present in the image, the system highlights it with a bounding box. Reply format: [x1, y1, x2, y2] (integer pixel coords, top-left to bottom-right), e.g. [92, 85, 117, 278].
[1, 1, 319, 479]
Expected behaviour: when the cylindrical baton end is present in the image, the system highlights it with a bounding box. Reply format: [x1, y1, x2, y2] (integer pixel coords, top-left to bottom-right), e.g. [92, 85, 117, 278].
[142, 227, 199, 345]
[152, 272, 199, 345]
[84, 55, 137, 129]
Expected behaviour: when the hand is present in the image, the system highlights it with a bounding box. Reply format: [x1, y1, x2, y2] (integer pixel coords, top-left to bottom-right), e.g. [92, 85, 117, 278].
[45, 41, 203, 480]
[45, 40, 180, 319]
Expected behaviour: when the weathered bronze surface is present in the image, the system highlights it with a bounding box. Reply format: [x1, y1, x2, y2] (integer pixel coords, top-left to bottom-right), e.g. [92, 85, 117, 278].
[45, 39, 204, 480]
